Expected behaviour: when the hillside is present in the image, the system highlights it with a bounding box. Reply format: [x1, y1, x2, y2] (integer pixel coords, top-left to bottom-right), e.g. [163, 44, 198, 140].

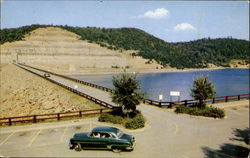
[0, 26, 161, 73]
[0, 25, 249, 69]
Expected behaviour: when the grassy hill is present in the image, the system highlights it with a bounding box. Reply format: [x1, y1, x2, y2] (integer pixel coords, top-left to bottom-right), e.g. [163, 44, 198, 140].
[1, 24, 249, 69]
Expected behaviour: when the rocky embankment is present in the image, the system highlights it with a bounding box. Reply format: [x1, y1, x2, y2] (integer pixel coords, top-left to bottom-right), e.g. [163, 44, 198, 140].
[0, 64, 100, 118]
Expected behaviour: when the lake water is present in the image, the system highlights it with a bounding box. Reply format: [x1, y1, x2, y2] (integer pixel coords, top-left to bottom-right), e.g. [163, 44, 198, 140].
[69, 69, 249, 101]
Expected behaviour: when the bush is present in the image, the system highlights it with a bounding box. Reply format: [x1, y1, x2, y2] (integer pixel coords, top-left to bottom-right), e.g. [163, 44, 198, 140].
[98, 113, 123, 124]
[98, 111, 146, 129]
[175, 106, 225, 118]
[125, 113, 145, 129]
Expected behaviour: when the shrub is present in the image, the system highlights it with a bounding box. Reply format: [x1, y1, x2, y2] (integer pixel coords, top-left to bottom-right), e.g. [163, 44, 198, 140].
[125, 113, 145, 129]
[175, 106, 225, 118]
[98, 113, 123, 124]
[98, 111, 146, 129]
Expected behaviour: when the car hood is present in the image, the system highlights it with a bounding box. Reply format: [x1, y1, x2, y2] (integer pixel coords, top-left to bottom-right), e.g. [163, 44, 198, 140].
[120, 134, 134, 142]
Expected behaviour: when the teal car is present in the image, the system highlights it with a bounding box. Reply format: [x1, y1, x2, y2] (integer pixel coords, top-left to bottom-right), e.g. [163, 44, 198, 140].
[69, 126, 135, 152]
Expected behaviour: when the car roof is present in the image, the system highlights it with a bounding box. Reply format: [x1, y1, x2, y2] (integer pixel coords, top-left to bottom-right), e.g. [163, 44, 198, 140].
[92, 127, 120, 134]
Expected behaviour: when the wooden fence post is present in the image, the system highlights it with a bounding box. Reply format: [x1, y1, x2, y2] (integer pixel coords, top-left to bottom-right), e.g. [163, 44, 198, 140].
[57, 113, 60, 120]
[33, 115, 37, 123]
[79, 111, 82, 117]
[225, 96, 228, 102]
[8, 118, 12, 126]
[169, 102, 173, 108]
[100, 109, 103, 114]
[238, 95, 240, 101]
[159, 102, 162, 107]
[212, 98, 215, 104]
[184, 100, 187, 106]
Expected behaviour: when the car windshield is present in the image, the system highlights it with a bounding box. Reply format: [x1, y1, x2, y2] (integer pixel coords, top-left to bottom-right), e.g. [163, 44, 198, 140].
[116, 130, 123, 138]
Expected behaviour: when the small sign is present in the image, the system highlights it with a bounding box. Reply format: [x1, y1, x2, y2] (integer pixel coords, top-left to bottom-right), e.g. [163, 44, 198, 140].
[170, 91, 180, 96]
[159, 95, 163, 101]
[74, 85, 78, 89]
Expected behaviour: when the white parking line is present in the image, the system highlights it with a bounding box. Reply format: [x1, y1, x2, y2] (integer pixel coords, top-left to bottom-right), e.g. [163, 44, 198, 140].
[0, 132, 15, 146]
[26, 129, 42, 147]
[60, 126, 68, 142]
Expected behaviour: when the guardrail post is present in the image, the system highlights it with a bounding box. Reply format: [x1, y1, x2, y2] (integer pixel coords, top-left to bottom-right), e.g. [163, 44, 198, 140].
[33, 115, 37, 123]
[184, 100, 187, 106]
[8, 118, 12, 126]
[238, 95, 240, 101]
[212, 98, 215, 104]
[169, 102, 173, 108]
[57, 113, 60, 120]
[225, 96, 228, 102]
[159, 102, 162, 107]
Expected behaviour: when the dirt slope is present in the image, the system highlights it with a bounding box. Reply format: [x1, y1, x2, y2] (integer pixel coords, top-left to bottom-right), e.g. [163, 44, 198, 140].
[0, 64, 100, 118]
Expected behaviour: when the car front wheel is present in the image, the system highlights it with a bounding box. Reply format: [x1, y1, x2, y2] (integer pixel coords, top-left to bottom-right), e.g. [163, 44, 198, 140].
[74, 143, 82, 152]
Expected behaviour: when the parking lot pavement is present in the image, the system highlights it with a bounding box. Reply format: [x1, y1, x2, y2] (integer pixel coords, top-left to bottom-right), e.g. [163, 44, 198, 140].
[0, 100, 249, 157]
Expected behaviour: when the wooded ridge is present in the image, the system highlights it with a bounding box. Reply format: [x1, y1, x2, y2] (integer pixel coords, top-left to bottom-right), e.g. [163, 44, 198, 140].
[1, 24, 249, 69]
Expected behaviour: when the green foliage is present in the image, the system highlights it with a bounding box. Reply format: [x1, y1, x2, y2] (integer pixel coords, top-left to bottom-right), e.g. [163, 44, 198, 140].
[98, 113, 123, 124]
[125, 112, 145, 129]
[111, 65, 120, 69]
[98, 110, 146, 129]
[175, 106, 225, 118]
[111, 73, 144, 117]
[0, 24, 49, 44]
[191, 76, 216, 107]
[1, 25, 249, 68]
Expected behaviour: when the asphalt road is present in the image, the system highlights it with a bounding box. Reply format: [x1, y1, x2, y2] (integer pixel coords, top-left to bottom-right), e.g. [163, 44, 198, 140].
[0, 101, 248, 157]
[0, 64, 248, 157]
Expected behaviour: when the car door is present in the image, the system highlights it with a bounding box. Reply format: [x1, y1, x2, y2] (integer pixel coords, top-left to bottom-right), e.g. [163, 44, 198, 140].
[85, 132, 106, 149]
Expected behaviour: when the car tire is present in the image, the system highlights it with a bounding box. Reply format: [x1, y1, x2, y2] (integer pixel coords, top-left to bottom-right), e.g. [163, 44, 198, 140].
[74, 143, 82, 152]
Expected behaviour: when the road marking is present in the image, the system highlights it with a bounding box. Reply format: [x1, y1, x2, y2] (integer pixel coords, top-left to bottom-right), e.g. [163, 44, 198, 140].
[26, 129, 42, 147]
[0, 132, 15, 146]
[60, 126, 68, 142]
[173, 123, 178, 135]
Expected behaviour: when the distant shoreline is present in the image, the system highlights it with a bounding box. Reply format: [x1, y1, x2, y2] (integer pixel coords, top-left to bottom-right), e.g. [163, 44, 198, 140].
[61, 66, 249, 76]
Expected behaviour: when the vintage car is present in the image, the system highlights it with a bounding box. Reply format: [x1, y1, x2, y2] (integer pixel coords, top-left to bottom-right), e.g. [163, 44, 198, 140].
[43, 73, 50, 77]
[69, 126, 135, 152]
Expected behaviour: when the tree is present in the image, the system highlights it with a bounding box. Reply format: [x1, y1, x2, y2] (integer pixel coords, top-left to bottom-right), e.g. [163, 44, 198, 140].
[190, 75, 216, 108]
[111, 73, 144, 117]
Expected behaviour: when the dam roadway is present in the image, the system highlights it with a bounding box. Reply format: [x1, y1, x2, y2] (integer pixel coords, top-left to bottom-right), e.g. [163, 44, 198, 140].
[0, 64, 248, 158]
[17, 63, 117, 108]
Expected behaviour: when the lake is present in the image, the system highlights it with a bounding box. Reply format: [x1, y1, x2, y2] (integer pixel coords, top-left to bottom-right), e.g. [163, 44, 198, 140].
[68, 69, 249, 101]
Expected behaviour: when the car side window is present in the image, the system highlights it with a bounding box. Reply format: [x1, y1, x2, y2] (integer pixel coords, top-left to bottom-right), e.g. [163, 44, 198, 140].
[100, 133, 111, 139]
[91, 132, 101, 138]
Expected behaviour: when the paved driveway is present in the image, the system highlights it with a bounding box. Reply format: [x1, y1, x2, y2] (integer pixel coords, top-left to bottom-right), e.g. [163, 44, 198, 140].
[0, 100, 248, 157]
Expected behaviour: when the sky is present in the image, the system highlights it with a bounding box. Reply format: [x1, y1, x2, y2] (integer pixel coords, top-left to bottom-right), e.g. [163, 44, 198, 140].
[1, 0, 249, 42]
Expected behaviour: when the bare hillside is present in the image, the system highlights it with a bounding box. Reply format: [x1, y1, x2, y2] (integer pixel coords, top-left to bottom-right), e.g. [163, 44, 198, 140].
[0, 64, 100, 118]
[0, 27, 161, 73]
